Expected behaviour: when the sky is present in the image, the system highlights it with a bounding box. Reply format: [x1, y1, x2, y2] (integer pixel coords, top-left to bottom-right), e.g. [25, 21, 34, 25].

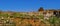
[0, 0, 60, 12]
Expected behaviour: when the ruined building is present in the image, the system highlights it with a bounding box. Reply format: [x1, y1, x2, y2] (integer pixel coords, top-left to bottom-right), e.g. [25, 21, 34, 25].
[38, 7, 60, 18]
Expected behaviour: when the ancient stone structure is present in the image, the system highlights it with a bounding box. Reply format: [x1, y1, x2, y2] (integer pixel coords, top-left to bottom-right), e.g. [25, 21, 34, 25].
[38, 7, 60, 20]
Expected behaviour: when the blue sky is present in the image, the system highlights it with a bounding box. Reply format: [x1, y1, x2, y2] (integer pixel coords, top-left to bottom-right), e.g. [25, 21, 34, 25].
[0, 0, 60, 12]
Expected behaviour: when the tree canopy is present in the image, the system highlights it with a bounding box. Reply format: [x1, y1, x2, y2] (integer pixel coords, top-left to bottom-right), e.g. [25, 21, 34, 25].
[38, 7, 44, 12]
